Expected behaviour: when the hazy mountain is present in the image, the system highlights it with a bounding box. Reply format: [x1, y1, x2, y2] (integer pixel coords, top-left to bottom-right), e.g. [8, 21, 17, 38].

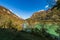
[0, 6, 24, 30]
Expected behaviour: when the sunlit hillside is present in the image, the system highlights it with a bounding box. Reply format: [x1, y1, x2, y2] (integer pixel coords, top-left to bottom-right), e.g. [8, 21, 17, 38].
[0, 0, 60, 40]
[0, 6, 24, 30]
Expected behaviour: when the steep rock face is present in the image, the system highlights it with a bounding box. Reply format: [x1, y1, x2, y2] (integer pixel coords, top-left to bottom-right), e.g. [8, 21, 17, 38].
[0, 6, 24, 30]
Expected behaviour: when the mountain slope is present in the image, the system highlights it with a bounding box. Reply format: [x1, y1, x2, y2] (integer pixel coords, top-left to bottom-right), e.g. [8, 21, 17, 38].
[0, 6, 24, 30]
[26, 9, 60, 27]
[30, 9, 60, 21]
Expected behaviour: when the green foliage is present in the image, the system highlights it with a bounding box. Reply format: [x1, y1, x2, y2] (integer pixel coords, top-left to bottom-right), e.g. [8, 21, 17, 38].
[34, 23, 43, 30]
[56, 26, 60, 36]
[0, 0, 60, 40]
[0, 28, 57, 40]
[0, 28, 16, 40]
[0, 21, 59, 40]
[57, 0, 60, 9]
[31, 23, 60, 37]
[52, 0, 60, 10]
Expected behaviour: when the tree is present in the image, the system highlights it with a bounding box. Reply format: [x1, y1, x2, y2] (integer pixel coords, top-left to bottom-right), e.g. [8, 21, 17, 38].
[51, 0, 60, 10]
[56, 0, 60, 9]
[56, 27, 60, 40]
[46, 0, 57, 9]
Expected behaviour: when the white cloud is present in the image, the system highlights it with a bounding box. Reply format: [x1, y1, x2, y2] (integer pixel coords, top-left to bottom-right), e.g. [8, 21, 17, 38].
[9, 9, 13, 12]
[9, 9, 22, 18]
[55, 0, 57, 2]
[15, 13, 21, 17]
[37, 9, 44, 12]
[45, 5, 49, 8]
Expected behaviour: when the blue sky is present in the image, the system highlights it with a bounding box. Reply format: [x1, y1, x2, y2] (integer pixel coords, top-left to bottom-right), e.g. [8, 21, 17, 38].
[0, 0, 56, 19]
